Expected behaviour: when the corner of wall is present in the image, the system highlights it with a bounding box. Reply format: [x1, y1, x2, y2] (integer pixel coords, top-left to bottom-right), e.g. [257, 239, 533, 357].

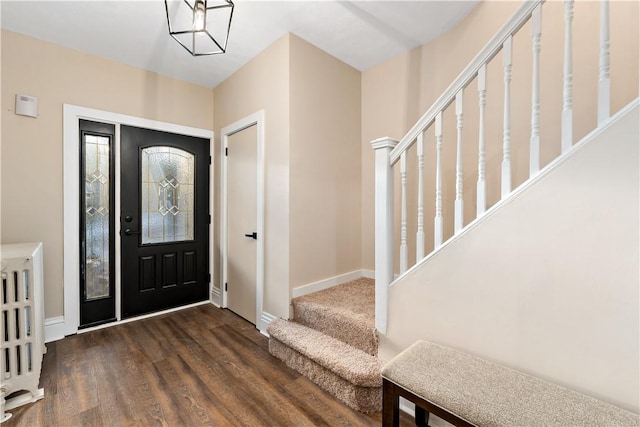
[288, 34, 363, 290]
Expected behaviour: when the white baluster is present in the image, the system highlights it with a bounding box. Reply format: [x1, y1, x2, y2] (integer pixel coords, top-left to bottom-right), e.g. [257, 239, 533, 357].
[416, 133, 425, 261]
[598, 0, 610, 125]
[530, 5, 542, 176]
[434, 112, 443, 248]
[562, 0, 574, 153]
[400, 152, 408, 274]
[477, 64, 487, 216]
[454, 91, 464, 234]
[502, 36, 513, 198]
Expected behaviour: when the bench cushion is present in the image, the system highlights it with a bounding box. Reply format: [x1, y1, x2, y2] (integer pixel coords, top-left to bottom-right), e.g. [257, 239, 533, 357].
[382, 341, 639, 426]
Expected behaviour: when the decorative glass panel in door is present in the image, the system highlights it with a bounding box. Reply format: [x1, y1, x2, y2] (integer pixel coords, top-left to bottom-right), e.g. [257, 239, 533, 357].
[79, 120, 116, 328]
[141, 147, 195, 244]
[85, 134, 110, 299]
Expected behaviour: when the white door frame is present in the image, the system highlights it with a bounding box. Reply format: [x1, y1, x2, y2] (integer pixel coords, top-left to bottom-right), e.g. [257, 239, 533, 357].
[220, 110, 266, 333]
[62, 104, 214, 336]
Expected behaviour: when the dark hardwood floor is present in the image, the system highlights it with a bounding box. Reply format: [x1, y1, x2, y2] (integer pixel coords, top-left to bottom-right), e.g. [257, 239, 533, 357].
[4, 304, 414, 426]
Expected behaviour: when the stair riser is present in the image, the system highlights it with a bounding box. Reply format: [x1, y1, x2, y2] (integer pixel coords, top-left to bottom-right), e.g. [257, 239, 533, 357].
[269, 338, 381, 413]
[293, 302, 378, 356]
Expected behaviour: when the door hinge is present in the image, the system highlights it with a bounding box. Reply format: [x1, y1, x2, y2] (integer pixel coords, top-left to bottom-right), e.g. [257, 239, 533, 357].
[225, 282, 228, 292]
[208, 273, 211, 283]
[209, 156, 212, 164]
[225, 147, 228, 156]
[208, 214, 211, 224]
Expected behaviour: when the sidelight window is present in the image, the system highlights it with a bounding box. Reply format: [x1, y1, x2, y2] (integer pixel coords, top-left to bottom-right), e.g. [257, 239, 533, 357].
[83, 134, 112, 300]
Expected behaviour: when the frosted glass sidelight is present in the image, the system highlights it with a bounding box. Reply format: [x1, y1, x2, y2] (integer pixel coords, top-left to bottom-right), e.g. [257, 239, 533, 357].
[141, 147, 195, 244]
[84, 135, 111, 300]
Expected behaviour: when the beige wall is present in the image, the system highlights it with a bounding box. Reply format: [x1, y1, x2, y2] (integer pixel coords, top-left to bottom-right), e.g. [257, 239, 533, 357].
[214, 33, 362, 316]
[213, 34, 291, 319]
[0, 30, 213, 319]
[289, 35, 361, 289]
[380, 103, 639, 412]
[361, 0, 639, 271]
[4, 0, 637, 329]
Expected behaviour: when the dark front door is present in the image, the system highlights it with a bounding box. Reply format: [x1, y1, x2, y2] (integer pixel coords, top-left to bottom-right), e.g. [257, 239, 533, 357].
[120, 125, 210, 318]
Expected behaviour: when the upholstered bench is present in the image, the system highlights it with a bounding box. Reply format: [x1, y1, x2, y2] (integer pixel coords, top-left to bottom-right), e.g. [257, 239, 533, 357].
[381, 341, 639, 427]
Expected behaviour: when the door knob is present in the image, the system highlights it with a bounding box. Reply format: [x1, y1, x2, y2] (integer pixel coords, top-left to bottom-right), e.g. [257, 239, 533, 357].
[244, 232, 257, 240]
[124, 229, 141, 236]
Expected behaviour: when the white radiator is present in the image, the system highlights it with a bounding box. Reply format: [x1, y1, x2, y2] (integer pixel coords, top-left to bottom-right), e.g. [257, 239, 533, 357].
[0, 243, 45, 423]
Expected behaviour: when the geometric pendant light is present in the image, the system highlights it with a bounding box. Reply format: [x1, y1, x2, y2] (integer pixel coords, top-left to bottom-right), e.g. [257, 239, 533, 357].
[164, 0, 234, 56]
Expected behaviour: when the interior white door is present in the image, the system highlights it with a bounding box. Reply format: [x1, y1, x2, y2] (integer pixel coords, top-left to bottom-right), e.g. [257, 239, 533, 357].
[226, 124, 258, 324]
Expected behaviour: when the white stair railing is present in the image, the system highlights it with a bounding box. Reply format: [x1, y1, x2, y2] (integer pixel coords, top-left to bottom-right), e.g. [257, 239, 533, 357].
[598, 0, 610, 125]
[561, 0, 574, 154]
[372, 0, 615, 333]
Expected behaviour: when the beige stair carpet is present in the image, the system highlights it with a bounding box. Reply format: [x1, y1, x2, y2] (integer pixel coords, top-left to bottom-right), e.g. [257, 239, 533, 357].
[292, 277, 377, 356]
[268, 318, 382, 412]
[269, 337, 382, 413]
[267, 277, 382, 412]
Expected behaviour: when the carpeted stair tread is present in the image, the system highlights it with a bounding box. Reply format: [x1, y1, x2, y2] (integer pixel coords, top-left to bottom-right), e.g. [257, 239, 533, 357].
[293, 278, 374, 321]
[269, 338, 381, 413]
[267, 318, 381, 388]
[292, 278, 377, 356]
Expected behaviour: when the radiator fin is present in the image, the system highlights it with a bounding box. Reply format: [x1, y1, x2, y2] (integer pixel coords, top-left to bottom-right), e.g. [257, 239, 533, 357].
[1, 243, 46, 422]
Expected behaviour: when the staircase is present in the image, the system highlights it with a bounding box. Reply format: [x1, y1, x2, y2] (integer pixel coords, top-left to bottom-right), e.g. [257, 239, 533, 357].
[370, 0, 639, 415]
[371, 0, 636, 332]
[270, 0, 638, 416]
[267, 278, 382, 412]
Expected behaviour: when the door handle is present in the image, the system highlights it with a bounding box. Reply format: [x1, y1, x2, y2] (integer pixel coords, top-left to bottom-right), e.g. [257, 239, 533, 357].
[244, 232, 257, 240]
[124, 229, 141, 236]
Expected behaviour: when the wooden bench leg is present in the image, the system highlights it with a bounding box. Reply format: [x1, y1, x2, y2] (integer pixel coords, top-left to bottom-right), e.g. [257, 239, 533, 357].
[383, 379, 400, 427]
[415, 405, 429, 427]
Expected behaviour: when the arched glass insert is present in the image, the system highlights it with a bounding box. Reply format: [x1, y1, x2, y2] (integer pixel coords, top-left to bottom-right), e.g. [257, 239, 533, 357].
[141, 146, 195, 244]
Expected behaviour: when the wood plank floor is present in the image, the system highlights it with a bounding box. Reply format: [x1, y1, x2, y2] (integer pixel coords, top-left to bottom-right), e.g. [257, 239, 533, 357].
[4, 304, 414, 426]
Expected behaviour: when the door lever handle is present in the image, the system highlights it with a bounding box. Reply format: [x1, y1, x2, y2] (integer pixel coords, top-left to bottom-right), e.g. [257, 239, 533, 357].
[244, 232, 258, 240]
[124, 229, 141, 236]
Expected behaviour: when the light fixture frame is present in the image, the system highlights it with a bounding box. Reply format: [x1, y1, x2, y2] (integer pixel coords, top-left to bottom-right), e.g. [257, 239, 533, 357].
[164, 0, 234, 57]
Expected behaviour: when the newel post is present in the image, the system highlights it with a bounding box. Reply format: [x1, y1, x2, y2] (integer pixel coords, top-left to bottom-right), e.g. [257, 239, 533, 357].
[371, 137, 397, 334]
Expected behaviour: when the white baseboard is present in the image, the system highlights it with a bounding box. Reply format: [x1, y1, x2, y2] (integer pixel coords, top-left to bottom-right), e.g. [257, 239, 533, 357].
[211, 285, 222, 307]
[259, 311, 277, 337]
[362, 269, 374, 279]
[45, 316, 65, 343]
[292, 270, 373, 298]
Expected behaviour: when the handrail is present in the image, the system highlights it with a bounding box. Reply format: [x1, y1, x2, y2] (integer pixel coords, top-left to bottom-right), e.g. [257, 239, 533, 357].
[374, 0, 618, 335]
[389, 0, 543, 166]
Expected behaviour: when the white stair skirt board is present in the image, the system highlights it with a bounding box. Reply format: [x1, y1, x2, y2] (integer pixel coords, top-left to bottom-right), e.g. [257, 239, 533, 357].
[292, 270, 374, 299]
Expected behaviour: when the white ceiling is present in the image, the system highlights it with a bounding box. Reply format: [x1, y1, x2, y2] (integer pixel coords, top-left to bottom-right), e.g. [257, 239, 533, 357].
[0, 0, 479, 89]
